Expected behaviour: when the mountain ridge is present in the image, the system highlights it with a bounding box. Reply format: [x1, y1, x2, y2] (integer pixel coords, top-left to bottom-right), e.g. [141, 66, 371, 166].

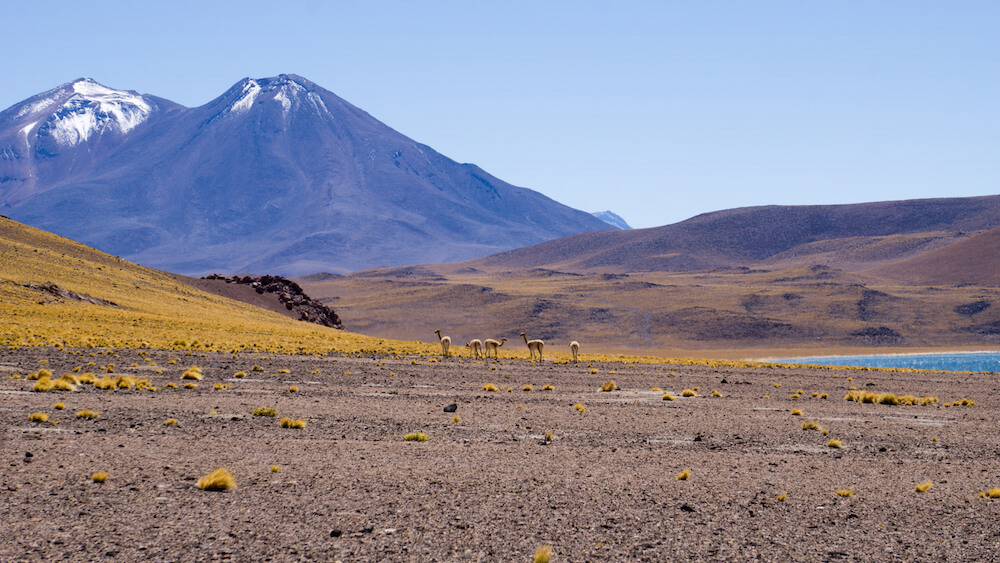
[467, 194, 1000, 273]
[0, 75, 610, 275]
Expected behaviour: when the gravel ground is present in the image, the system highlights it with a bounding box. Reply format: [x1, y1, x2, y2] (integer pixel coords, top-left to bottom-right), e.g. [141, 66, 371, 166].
[2, 347, 999, 562]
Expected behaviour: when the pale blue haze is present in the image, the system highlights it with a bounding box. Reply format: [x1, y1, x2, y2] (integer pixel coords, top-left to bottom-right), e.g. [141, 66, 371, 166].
[2, 1, 997, 229]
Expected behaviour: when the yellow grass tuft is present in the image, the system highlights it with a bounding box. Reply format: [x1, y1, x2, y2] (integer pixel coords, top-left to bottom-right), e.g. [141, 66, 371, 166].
[403, 432, 429, 442]
[197, 467, 236, 491]
[574, 403, 586, 412]
[711, 389, 722, 397]
[252, 406, 278, 417]
[681, 388, 696, 397]
[545, 430, 554, 442]
[542, 384, 554, 391]
[820, 393, 829, 399]
[92, 471, 109, 483]
[600, 380, 617, 392]
[835, 488, 854, 497]
[270, 465, 280, 473]
[181, 367, 202, 380]
[279, 417, 307, 429]
[164, 382, 178, 389]
[801, 420, 821, 431]
[57, 373, 80, 386]
[277, 368, 290, 374]
[183, 382, 197, 389]
[522, 384, 532, 391]
[482, 383, 499, 392]
[54, 402, 65, 410]
[233, 371, 247, 378]
[76, 408, 100, 419]
[534, 545, 553, 563]
[915, 481, 933, 493]
[29, 412, 49, 423]
[776, 493, 786, 502]
[676, 469, 690, 480]
[827, 438, 844, 449]
[32, 377, 55, 392]
[790, 408, 803, 416]
[845, 390, 938, 406]
[114, 375, 136, 389]
[984, 488, 1000, 498]
[94, 376, 115, 390]
[662, 393, 675, 401]
[251, 364, 264, 372]
[453, 415, 461, 423]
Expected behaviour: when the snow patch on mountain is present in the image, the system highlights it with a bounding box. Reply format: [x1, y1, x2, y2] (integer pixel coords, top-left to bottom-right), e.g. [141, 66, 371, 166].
[20, 121, 37, 143]
[270, 80, 310, 115]
[45, 79, 152, 147]
[228, 80, 261, 115]
[274, 89, 292, 112]
[13, 97, 60, 120]
[308, 92, 328, 114]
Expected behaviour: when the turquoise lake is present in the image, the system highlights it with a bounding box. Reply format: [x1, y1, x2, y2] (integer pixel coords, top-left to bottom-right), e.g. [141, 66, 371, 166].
[776, 351, 1000, 372]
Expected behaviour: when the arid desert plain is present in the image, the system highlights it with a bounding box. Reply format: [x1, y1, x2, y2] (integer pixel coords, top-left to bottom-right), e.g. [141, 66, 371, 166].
[3, 346, 999, 561]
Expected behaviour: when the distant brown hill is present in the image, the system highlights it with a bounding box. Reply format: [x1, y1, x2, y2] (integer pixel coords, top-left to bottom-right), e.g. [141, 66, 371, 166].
[294, 194, 1000, 356]
[864, 227, 1000, 286]
[469, 195, 1000, 273]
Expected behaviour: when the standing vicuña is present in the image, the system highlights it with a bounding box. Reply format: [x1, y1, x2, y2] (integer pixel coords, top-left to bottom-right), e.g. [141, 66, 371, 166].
[434, 329, 451, 357]
[466, 339, 483, 359]
[520, 332, 544, 361]
[483, 337, 506, 359]
[570, 341, 580, 363]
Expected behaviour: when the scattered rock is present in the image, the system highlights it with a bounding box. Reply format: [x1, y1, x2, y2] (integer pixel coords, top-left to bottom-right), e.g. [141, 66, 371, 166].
[21, 282, 117, 307]
[443, 403, 458, 413]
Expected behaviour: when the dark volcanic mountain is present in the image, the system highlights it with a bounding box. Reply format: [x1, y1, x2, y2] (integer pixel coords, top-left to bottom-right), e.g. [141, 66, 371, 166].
[0, 75, 610, 275]
[470, 195, 1000, 273]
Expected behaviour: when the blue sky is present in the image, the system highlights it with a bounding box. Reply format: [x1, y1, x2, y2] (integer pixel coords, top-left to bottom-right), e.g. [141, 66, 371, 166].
[3, 1, 997, 229]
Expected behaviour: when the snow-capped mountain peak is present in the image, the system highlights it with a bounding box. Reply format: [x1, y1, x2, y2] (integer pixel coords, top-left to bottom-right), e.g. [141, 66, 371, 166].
[222, 75, 328, 118]
[40, 78, 153, 147]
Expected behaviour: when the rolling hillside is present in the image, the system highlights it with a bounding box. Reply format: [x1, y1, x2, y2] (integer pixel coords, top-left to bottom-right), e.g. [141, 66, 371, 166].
[0, 216, 423, 354]
[864, 227, 1000, 286]
[295, 194, 1000, 355]
[468, 195, 1000, 273]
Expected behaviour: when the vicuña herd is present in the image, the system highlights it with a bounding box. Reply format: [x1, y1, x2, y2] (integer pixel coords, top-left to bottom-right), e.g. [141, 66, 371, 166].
[434, 330, 579, 362]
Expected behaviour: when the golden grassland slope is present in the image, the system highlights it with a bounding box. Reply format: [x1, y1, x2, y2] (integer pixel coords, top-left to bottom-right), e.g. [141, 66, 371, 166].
[297, 263, 1000, 357]
[0, 216, 426, 355]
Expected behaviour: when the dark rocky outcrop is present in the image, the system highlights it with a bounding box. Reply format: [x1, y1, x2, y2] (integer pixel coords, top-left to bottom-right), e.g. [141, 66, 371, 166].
[203, 274, 342, 329]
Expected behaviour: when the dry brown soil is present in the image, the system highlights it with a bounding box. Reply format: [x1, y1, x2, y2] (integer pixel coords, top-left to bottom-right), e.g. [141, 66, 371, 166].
[2, 347, 1000, 561]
